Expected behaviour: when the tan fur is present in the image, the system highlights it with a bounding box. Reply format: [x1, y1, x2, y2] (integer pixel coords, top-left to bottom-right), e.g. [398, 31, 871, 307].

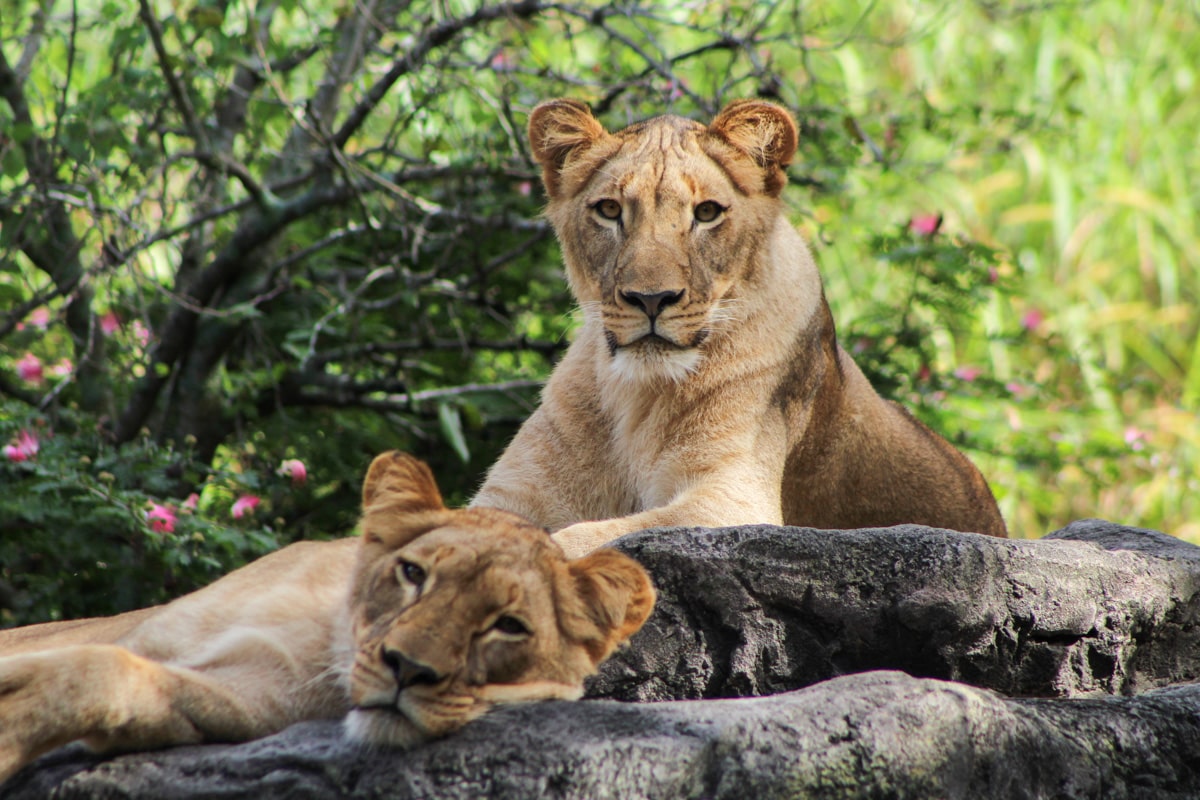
[0, 452, 654, 785]
[471, 99, 1007, 557]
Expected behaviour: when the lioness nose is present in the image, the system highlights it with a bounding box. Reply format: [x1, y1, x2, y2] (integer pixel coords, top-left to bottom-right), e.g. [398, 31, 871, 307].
[381, 646, 442, 689]
[620, 289, 685, 320]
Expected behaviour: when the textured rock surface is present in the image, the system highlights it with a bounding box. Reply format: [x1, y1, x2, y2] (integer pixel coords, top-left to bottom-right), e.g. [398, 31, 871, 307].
[7, 520, 1200, 799]
[590, 519, 1200, 701]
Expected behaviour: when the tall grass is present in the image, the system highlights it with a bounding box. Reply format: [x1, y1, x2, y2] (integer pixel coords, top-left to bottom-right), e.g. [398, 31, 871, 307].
[806, 0, 1199, 539]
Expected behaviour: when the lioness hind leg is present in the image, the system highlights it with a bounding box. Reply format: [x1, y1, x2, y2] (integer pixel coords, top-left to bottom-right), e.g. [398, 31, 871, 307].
[0, 644, 263, 783]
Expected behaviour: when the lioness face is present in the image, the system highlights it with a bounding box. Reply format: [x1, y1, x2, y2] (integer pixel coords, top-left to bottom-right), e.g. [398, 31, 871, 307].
[529, 100, 797, 383]
[344, 453, 654, 747]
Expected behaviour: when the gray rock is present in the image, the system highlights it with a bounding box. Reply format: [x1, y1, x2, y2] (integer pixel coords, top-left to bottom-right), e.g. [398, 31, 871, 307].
[7, 520, 1200, 799]
[590, 519, 1200, 700]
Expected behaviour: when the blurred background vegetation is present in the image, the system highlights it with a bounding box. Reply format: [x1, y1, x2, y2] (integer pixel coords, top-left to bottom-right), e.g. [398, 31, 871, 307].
[1, 0, 1196, 626]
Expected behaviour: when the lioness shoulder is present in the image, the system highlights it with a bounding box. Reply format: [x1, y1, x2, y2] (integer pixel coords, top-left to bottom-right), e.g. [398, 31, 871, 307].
[0, 453, 654, 784]
[471, 98, 1006, 556]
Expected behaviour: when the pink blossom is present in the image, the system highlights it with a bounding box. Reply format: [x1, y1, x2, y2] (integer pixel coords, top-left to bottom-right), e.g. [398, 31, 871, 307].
[954, 366, 983, 382]
[51, 358, 73, 378]
[1124, 427, 1148, 452]
[489, 51, 513, 71]
[1021, 308, 1045, 332]
[132, 321, 151, 347]
[182, 493, 200, 512]
[100, 312, 121, 336]
[28, 308, 51, 329]
[16, 352, 44, 385]
[146, 502, 177, 534]
[231, 494, 261, 519]
[2, 430, 39, 462]
[1006, 381, 1034, 399]
[277, 458, 307, 486]
[987, 266, 999, 284]
[916, 364, 932, 383]
[909, 213, 943, 237]
[517, 180, 533, 197]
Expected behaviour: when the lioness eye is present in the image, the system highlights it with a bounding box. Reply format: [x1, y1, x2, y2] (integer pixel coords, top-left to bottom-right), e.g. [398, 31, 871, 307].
[694, 201, 724, 223]
[492, 615, 530, 636]
[396, 560, 426, 586]
[594, 199, 622, 221]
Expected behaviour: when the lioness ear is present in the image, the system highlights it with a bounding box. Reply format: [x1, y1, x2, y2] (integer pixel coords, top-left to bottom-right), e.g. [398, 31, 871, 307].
[528, 99, 609, 198]
[362, 451, 445, 515]
[565, 549, 656, 665]
[708, 99, 798, 196]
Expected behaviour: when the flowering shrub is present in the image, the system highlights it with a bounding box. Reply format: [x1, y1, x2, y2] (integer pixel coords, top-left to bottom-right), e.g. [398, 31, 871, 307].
[0, 401, 324, 627]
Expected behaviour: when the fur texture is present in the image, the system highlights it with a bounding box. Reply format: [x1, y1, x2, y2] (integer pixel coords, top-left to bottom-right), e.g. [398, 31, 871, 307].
[472, 99, 1006, 556]
[0, 452, 654, 784]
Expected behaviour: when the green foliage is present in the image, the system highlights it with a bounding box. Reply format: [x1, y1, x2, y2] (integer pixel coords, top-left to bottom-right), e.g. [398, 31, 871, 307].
[1, 0, 1197, 625]
[0, 400, 284, 626]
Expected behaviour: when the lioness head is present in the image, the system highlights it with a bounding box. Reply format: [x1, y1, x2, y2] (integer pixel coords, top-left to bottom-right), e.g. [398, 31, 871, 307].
[344, 452, 655, 746]
[529, 98, 798, 382]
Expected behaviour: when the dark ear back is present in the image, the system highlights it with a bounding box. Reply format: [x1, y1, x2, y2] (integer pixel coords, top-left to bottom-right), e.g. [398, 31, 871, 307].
[528, 99, 609, 198]
[360, 452, 447, 547]
[563, 549, 656, 665]
[708, 99, 798, 196]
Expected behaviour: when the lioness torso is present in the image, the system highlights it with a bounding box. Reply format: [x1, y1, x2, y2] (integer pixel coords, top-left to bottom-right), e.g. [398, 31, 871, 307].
[472, 99, 1005, 555]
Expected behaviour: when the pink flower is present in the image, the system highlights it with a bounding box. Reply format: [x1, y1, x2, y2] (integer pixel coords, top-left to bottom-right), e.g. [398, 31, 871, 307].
[146, 502, 177, 534]
[182, 493, 200, 513]
[28, 308, 51, 329]
[916, 364, 932, 383]
[132, 321, 151, 347]
[16, 352, 44, 385]
[954, 366, 983, 382]
[1124, 427, 1148, 452]
[1006, 381, 1034, 399]
[1021, 308, 1044, 332]
[2, 430, 39, 462]
[100, 312, 121, 336]
[51, 358, 73, 378]
[517, 180, 533, 197]
[231, 494, 261, 519]
[909, 213, 943, 237]
[489, 51, 513, 71]
[277, 458, 307, 486]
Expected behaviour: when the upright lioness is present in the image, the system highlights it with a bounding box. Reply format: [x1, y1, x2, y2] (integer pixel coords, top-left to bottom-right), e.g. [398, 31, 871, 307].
[0, 452, 654, 785]
[472, 99, 1006, 556]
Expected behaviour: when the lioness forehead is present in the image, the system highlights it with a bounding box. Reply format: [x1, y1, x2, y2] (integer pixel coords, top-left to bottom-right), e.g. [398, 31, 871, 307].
[582, 116, 738, 200]
[404, 517, 556, 566]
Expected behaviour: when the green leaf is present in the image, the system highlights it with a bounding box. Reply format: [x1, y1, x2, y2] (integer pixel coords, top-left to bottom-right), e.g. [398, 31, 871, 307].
[437, 402, 470, 464]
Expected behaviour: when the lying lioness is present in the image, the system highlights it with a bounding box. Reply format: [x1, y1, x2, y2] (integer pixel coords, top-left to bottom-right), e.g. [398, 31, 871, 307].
[0, 452, 655, 784]
[472, 98, 1007, 556]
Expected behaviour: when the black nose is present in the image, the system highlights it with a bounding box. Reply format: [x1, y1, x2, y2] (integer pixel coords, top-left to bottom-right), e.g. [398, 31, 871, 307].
[381, 646, 441, 689]
[620, 289, 684, 321]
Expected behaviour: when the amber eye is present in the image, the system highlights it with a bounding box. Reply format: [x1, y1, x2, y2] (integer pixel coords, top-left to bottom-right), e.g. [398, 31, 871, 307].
[694, 201, 724, 223]
[492, 615, 531, 636]
[594, 199, 622, 221]
[396, 560, 426, 587]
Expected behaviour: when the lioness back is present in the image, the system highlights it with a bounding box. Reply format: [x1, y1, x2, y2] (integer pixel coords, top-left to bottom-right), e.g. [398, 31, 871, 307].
[471, 99, 1006, 556]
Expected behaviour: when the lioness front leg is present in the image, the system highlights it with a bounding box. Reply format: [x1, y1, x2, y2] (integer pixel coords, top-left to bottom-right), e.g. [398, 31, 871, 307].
[0, 644, 265, 783]
[552, 481, 783, 558]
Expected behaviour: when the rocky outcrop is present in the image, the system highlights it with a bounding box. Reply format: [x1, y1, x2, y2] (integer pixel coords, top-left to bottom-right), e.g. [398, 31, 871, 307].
[589, 519, 1200, 701]
[7, 520, 1200, 799]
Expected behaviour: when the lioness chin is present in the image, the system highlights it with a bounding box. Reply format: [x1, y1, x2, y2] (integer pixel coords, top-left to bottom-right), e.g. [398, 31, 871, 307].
[471, 98, 1007, 557]
[0, 452, 654, 785]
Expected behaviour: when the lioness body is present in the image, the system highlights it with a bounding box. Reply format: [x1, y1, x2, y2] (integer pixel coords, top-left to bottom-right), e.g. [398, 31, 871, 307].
[473, 100, 1005, 556]
[0, 453, 654, 784]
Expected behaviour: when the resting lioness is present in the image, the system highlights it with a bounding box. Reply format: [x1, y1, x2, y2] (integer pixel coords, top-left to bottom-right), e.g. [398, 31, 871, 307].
[0, 452, 654, 784]
[472, 98, 1006, 557]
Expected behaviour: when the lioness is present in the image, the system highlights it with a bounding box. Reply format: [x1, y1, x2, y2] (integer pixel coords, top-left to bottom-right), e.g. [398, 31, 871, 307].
[472, 98, 1007, 557]
[0, 452, 654, 784]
